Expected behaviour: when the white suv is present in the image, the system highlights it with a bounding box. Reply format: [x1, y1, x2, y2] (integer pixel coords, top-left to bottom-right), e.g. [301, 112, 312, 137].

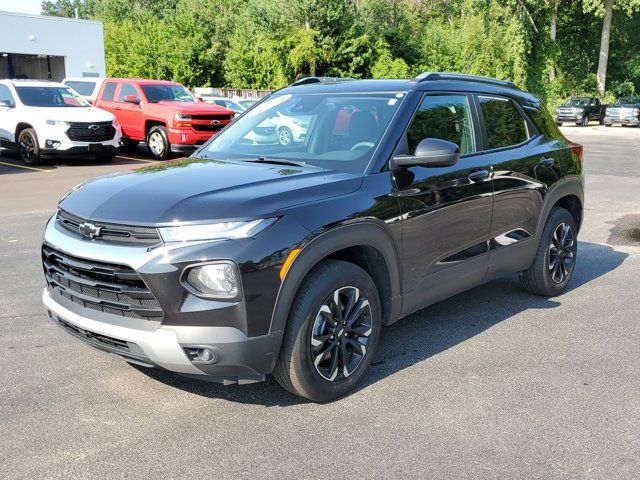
[0, 80, 122, 165]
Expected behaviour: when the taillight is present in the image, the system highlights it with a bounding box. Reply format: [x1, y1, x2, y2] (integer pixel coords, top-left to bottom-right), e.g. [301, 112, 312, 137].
[569, 143, 584, 164]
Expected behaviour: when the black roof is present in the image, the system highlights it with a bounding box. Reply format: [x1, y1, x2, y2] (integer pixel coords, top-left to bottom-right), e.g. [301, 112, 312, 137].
[277, 72, 541, 107]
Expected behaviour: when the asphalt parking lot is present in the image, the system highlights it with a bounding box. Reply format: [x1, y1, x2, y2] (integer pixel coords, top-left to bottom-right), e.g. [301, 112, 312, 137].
[1, 126, 639, 479]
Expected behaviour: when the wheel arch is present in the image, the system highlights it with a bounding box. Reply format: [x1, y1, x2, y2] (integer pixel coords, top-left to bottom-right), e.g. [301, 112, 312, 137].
[14, 122, 34, 142]
[537, 177, 584, 235]
[270, 221, 403, 336]
[145, 119, 166, 135]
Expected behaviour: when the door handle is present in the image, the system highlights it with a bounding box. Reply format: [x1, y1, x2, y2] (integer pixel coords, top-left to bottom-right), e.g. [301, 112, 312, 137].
[468, 169, 489, 182]
[538, 156, 554, 168]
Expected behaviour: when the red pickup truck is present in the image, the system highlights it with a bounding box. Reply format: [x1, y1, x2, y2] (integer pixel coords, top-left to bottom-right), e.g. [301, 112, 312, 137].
[94, 78, 234, 159]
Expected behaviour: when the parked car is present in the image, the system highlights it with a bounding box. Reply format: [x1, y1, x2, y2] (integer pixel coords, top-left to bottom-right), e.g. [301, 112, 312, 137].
[237, 98, 260, 109]
[93, 78, 235, 160]
[199, 95, 246, 115]
[0, 79, 122, 165]
[240, 110, 311, 146]
[603, 96, 640, 127]
[554, 97, 607, 126]
[62, 77, 106, 104]
[42, 73, 584, 402]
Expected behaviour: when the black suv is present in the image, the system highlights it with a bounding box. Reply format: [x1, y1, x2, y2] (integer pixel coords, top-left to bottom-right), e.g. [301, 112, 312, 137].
[42, 73, 584, 402]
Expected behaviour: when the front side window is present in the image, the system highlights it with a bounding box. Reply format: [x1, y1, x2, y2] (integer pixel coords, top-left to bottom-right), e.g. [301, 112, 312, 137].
[0, 84, 13, 104]
[140, 84, 196, 103]
[478, 96, 528, 150]
[406, 94, 476, 154]
[102, 82, 117, 102]
[117, 83, 139, 103]
[199, 92, 405, 174]
[14, 86, 89, 107]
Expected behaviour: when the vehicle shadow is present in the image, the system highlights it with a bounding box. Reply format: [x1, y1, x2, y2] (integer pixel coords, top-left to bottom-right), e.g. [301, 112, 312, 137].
[133, 241, 628, 406]
[0, 147, 156, 171]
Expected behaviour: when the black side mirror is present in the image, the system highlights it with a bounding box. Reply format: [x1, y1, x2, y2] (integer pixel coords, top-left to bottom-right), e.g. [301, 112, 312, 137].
[0, 100, 14, 108]
[393, 138, 461, 168]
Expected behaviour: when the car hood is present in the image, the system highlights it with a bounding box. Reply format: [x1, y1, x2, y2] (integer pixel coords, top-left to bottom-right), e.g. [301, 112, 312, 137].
[151, 101, 234, 115]
[59, 157, 363, 225]
[28, 106, 114, 122]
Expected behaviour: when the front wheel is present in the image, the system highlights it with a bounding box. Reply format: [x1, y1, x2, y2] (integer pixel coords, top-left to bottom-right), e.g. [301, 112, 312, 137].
[520, 207, 578, 296]
[18, 128, 43, 165]
[273, 259, 382, 402]
[146, 126, 170, 160]
[277, 127, 293, 146]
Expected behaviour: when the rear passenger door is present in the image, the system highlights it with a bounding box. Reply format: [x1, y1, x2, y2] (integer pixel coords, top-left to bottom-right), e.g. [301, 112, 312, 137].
[394, 93, 494, 314]
[475, 95, 551, 278]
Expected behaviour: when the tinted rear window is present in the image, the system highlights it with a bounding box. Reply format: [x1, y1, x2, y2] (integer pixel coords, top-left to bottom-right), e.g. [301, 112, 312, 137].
[64, 80, 96, 96]
[525, 105, 565, 141]
[478, 96, 528, 149]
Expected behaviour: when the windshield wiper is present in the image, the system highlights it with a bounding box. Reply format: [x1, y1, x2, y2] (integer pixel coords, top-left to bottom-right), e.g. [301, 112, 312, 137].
[243, 156, 310, 167]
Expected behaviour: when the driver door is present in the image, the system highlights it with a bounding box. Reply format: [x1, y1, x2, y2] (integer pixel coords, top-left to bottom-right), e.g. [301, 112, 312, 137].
[394, 93, 494, 314]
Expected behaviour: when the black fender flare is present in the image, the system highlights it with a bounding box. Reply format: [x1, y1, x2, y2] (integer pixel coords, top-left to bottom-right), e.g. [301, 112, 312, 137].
[269, 221, 403, 335]
[535, 176, 584, 236]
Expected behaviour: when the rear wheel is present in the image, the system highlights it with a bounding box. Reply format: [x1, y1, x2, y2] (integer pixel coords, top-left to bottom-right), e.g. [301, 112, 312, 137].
[17, 128, 43, 165]
[520, 207, 577, 296]
[273, 259, 382, 402]
[146, 126, 170, 160]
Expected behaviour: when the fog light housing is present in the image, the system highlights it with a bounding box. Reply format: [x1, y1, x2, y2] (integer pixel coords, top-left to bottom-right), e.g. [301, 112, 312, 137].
[183, 347, 217, 364]
[45, 140, 60, 149]
[184, 261, 241, 300]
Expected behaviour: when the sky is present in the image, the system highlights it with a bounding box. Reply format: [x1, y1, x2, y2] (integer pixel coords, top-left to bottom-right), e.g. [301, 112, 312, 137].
[0, 0, 42, 15]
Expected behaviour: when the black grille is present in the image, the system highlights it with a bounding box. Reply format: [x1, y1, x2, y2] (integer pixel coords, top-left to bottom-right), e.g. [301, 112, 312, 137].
[66, 121, 116, 142]
[191, 114, 233, 121]
[57, 210, 161, 246]
[53, 314, 130, 351]
[43, 246, 163, 322]
[192, 124, 224, 132]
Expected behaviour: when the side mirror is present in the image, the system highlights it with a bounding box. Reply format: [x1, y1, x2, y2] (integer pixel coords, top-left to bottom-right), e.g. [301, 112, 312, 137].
[124, 95, 141, 105]
[393, 138, 461, 168]
[0, 100, 14, 108]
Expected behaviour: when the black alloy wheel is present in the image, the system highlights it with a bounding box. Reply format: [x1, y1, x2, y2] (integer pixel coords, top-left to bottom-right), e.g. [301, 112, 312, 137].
[548, 222, 575, 284]
[311, 286, 373, 381]
[520, 207, 578, 296]
[18, 128, 43, 165]
[273, 259, 381, 402]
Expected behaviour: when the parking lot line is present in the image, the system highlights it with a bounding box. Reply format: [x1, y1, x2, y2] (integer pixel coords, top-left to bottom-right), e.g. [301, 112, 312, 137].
[0, 161, 53, 173]
[116, 155, 157, 163]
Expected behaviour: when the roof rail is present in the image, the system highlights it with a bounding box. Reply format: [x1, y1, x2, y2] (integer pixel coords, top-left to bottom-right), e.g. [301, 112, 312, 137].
[290, 76, 356, 87]
[412, 72, 519, 90]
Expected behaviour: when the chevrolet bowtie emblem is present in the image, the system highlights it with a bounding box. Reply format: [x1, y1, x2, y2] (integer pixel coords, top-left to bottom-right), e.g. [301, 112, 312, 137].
[78, 222, 102, 239]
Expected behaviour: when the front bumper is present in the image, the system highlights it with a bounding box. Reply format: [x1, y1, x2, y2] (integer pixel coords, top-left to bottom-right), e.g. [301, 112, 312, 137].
[604, 117, 640, 125]
[44, 288, 280, 383]
[167, 127, 219, 147]
[40, 213, 308, 384]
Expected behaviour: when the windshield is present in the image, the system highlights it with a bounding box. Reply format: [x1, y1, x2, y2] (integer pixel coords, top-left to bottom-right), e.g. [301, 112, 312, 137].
[15, 86, 89, 107]
[565, 98, 591, 107]
[64, 80, 96, 96]
[612, 96, 640, 107]
[140, 84, 196, 103]
[198, 92, 405, 174]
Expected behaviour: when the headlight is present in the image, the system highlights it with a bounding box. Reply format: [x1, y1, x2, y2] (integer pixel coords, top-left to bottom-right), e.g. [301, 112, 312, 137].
[184, 262, 240, 299]
[45, 120, 68, 126]
[158, 218, 275, 243]
[174, 113, 192, 121]
[574, 108, 584, 113]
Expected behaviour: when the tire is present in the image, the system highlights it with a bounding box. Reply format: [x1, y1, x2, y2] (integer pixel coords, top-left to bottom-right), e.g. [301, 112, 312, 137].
[520, 207, 578, 296]
[17, 128, 43, 165]
[605, 124, 612, 127]
[146, 126, 170, 160]
[599, 116, 605, 125]
[576, 115, 588, 126]
[273, 259, 382, 402]
[277, 127, 293, 146]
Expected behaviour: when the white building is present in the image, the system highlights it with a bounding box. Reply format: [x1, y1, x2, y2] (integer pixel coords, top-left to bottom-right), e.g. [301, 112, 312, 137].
[0, 11, 105, 82]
